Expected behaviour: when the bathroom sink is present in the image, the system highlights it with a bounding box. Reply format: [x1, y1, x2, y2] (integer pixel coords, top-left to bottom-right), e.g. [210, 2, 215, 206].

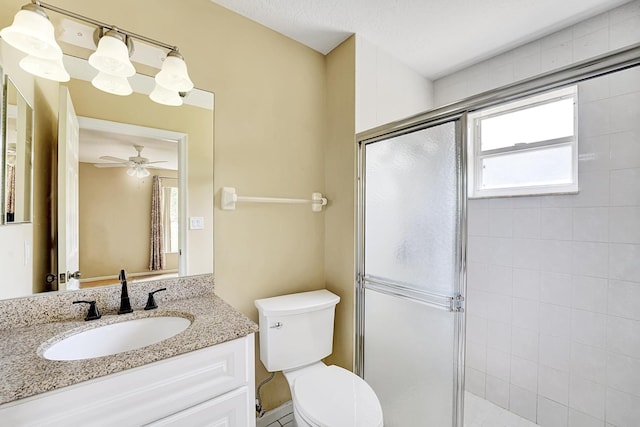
[42, 316, 191, 361]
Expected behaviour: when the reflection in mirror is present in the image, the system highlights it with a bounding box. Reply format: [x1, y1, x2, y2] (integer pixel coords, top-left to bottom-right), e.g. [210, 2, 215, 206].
[0, 51, 214, 300]
[4, 77, 33, 224]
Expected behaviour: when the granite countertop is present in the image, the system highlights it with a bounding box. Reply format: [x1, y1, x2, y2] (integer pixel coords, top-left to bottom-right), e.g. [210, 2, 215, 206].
[0, 275, 258, 405]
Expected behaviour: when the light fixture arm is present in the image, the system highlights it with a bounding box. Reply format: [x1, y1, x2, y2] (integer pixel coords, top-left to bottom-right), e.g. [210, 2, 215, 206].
[31, 0, 179, 52]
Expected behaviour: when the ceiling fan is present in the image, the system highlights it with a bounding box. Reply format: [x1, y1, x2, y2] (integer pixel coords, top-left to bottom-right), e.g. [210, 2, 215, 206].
[94, 144, 167, 177]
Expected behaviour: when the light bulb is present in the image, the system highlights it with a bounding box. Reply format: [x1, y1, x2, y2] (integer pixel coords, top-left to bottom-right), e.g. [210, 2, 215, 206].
[149, 82, 183, 106]
[88, 30, 135, 77]
[19, 55, 70, 82]
[155, 50, 193, 92]
[91, 71, 132, 96]
[0, 4, 62, 59]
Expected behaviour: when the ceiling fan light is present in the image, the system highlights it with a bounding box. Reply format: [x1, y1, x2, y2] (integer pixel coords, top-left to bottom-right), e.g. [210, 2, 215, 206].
[91, 71, 132, 96]
[155, 50, 193, 92]
[127, 167, 137, 177]
[88, 30, 135, 77]
[19, 54, 70, 82]
[138, 168, 150, 178]
[149, 82, 183, 106]
[0, 4, 62, 59]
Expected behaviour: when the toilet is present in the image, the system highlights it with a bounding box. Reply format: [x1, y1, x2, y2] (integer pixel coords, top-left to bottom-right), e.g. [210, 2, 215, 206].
[255, 290, 383, 427]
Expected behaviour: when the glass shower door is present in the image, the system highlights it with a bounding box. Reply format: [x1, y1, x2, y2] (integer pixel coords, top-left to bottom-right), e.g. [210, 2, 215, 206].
[358, 120, 465, 426]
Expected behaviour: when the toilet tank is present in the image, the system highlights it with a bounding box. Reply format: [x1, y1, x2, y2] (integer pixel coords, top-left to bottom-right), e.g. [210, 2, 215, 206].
[255, 290, 340, 372]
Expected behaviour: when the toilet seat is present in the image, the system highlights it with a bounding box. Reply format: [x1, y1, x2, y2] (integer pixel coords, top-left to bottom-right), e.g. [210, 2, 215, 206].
[293, 365, 383, 427]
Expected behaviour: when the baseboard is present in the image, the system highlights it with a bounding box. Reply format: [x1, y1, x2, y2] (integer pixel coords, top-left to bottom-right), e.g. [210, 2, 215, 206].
[256, 401, 293, 427]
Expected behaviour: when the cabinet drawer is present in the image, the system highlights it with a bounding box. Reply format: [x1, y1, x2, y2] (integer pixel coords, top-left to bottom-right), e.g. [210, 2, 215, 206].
[144, 386, 251, 427]
[0, 334, 254, 427]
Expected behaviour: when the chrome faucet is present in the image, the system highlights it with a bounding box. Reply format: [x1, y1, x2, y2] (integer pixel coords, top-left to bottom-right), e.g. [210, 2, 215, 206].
[117, 269, 133, 314]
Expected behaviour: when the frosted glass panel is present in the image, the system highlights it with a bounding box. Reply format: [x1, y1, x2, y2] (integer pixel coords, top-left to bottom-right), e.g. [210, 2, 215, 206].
[364, 289, 455, 426]
[365, 122, 458, 295]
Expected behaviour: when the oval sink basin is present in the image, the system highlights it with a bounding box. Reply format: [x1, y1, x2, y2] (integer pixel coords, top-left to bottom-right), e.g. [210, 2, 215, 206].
[43, 316, 191, 361]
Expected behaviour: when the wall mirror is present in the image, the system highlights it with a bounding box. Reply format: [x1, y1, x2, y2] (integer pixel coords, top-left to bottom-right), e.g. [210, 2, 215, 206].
[3, 75, 34, 224]
[0, 48, 214, 300]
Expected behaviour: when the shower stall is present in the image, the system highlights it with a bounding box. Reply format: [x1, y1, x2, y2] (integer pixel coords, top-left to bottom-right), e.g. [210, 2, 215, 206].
[356, 43, 640, 427]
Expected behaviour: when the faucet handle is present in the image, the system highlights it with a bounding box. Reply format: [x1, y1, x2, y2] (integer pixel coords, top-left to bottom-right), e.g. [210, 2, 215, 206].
[144, 288, 167, 310]
[73, 300, 102, 321]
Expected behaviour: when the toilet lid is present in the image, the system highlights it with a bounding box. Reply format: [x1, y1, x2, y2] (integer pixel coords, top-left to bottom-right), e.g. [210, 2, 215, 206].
[294, 365, 383, 427]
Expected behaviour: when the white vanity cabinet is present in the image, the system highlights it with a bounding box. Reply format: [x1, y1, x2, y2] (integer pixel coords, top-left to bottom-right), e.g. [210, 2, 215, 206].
[0, 334, 256, 427]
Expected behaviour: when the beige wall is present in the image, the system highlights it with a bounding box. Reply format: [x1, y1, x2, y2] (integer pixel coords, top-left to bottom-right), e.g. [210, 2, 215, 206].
[0, 0, 356, 412]
[79, 165, 178, 278]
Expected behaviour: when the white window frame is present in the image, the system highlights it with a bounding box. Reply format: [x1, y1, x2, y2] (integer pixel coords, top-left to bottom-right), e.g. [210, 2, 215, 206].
[467, 85, 578, 198]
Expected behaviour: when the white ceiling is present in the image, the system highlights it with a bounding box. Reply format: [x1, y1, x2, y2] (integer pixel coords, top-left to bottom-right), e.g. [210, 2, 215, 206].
[210, 0, 630, 79]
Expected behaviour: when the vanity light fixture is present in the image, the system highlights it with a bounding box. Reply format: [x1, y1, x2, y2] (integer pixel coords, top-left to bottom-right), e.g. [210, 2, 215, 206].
[0, 0, 194, 106]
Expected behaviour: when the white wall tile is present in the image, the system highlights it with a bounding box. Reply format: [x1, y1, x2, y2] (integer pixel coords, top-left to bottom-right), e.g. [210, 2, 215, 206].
[486, 375, 510, 409]
[573, 28, 609, 62]
[540, 208, 573, 240]
[568, 409, 605, 427]
[541, 272, 572, 307]
[513, 268, 541, 301]
[540, 305, 572, 339]
[487, 265, 513, 295]
[578, 77, 610, 104]
[512, 327, 540, 362]
[570, 342, 607, 385]
[579, 99, 611, 138]
[573, 13, 610, 38]
[609, 243, 640, 283]
[489, 208, 514, 237]
[538, 396, 569, 427]
[511, 356, 539, 393]
[486, 293, 513, 324]
[578, 134, 610, 173]
[609, 67, 640, 97]
[611, 169, 640, 206]
[541, 42, 573, 73]
[467, 261, 490, 292]
[510, 384, 538, 423]
[574, 170, 610, 208]
[609, 93, 640, 134]
[609, 130, 640, 171]
[468, 205, 489, 236]
[607, 352, 640, 397]
[608, 280, 640, 321]
[539, 240, 573, 274]
[467, 314, 488, 344]
[571, 276, 608, 314]
[467, 340, 487, 371]
[513, 208, 541, 239]
[539, 365, 570, 405]
[539, 334, 571, 372]
[513, 298, 540, 331]
[487, 347, 512, 381]
[573, 208, 609, 242]
[488, 320, 512, 353]
[572, 309, 607, 348]
[610, 206, 640, 244]
[569, 376, 606, 420]
[572, 242, 609, 278]
[607, 316, 640, 359]
[609, 14, 640, 51]
[513, 238, 542, 270]
[487, 237, 514, 267]
[466, 367, 486, 398]
[467, 290, 489, 318]
[606, 388, 640, 427]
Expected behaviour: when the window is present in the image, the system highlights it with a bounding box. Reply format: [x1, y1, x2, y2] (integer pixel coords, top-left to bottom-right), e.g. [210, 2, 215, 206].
[163, 186, 179, 253]
[467, 86, 578, 198]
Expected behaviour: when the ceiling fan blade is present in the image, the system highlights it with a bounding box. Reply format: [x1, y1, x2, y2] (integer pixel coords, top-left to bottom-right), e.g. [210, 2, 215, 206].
[144, 160, 169, 165]
[93, 163, 130, 168]
[99, 155, 129, 163]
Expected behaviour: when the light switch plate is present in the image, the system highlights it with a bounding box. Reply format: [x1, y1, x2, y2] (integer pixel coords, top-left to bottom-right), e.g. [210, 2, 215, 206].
[190, 217, 204, 230]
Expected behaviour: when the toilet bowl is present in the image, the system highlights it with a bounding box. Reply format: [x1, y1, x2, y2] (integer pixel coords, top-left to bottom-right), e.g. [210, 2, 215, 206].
[284, 362, 383, 427]
[255, 290, 384, 427]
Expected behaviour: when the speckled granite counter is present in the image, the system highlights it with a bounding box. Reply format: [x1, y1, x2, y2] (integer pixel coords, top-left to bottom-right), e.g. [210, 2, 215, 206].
[0, 274, 258, 405]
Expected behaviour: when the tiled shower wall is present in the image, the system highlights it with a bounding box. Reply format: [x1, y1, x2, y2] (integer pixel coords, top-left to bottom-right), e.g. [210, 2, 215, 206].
[464, 63, 640, 427]
[429, 2, 640, 426]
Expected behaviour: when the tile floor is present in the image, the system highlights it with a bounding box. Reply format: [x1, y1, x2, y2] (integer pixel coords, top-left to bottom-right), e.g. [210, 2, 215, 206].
[257, 392, 538, 426]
